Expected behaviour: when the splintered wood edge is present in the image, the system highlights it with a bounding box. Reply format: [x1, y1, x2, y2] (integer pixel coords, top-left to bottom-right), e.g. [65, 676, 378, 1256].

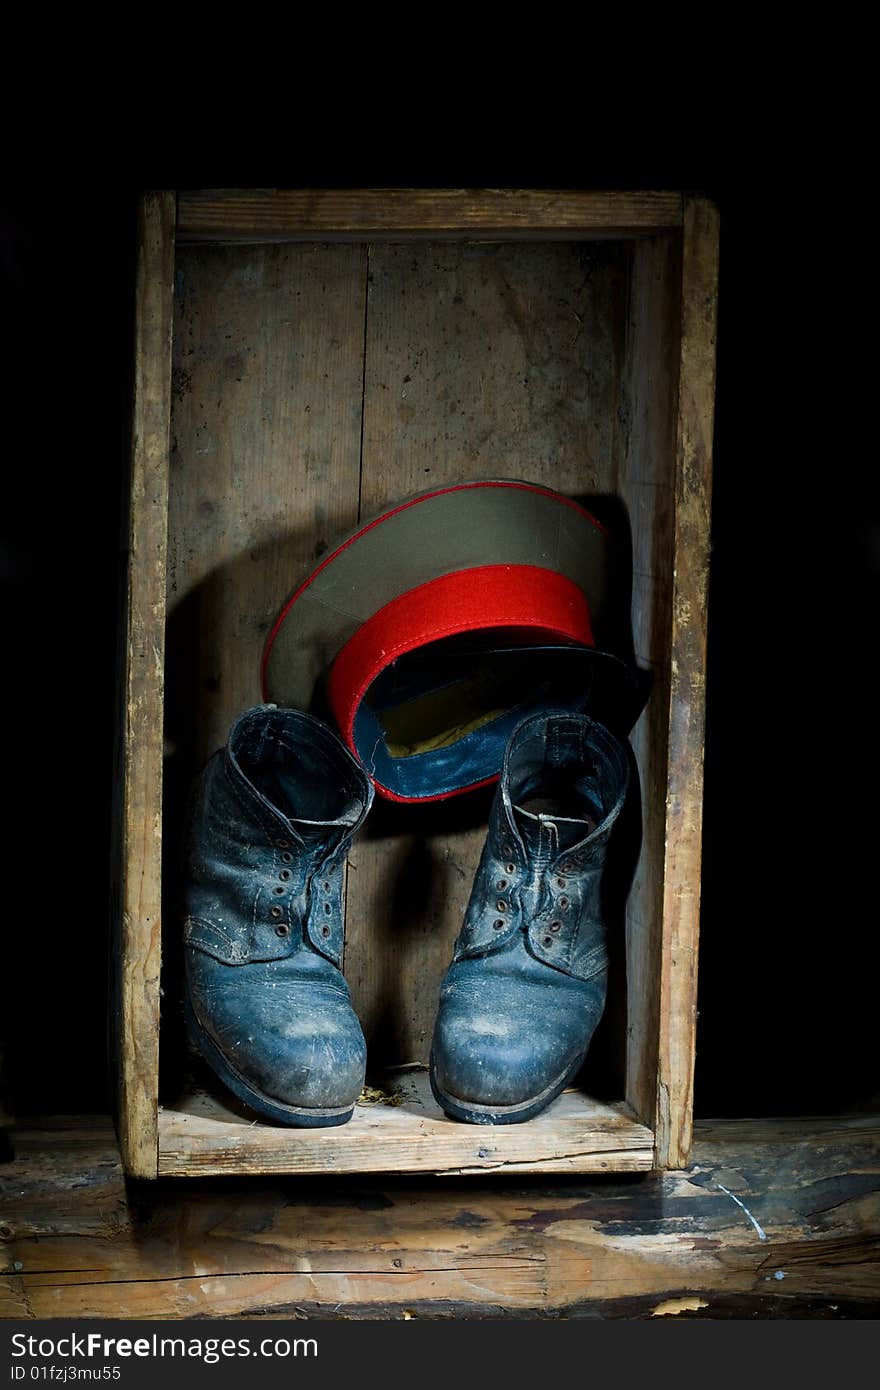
[118, 191, 176, 1179]
[176, 188, 684, 243]
[655, 196, 720, 1170]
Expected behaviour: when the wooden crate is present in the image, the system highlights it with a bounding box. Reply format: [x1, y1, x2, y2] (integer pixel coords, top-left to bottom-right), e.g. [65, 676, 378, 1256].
[114, 188, 719, 1179]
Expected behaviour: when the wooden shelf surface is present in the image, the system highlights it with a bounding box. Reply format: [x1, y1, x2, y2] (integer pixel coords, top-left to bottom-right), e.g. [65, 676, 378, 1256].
[157, 1069, 654, 1178]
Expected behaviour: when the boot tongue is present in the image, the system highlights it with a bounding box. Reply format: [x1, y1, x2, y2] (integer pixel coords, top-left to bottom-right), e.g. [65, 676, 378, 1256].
[289, 797, 364, 847]
[513, 802, 593, 860]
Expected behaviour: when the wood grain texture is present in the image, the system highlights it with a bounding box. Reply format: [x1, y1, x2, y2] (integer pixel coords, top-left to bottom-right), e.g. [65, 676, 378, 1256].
[177, 189, 683, 243]
[2, 1113, 877, 1318]
[655, 198, 720, 1168]
[120, 202, 720, 1180]
[157, 1071, 652, 1177]
[166, 243, 367, 766]
[114, 191, 176, 1179]
[346, 241, 626, 1066]
[617, 234, 682, 1124]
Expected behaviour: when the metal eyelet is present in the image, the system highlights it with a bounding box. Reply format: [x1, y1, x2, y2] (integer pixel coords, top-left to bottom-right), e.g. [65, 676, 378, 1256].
[273, 885, 285, 896]
[275, 923, 290, 937]
[556, 876, 567, 889]
[321, 924, 331, 938]
[281, 851, 294, 864]
[279, 869, 291, 881]
[496, 899, 508, 913]
[561, 860, 574, 873]
[323, 881, 331, 892]
[493, 919, 505, 930]
[323, 902, 332, 915]
[543, 936, 554, 947]
[270, 906, 282, 919]
[559, 896, 569, 911]
[501, 844, 513, 858]
[496, 878, 508, 891]
[549, 921, 562, 933]
[505, 863, 516, 875]
[275, 839, 290, 850]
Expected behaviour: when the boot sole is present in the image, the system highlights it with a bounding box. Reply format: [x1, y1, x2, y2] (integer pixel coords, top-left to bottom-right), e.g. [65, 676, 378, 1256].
[428, 1051, 585, 1126]
[184, 996, 359, 1128]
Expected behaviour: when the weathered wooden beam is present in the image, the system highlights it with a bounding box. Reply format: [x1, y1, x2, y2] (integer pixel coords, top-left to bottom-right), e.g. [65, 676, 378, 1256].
[2, 1114, 876, 1319]
[655, 196, 720, 1167]
[112, 191, 176, 1180]
[176, 189, 683, 243]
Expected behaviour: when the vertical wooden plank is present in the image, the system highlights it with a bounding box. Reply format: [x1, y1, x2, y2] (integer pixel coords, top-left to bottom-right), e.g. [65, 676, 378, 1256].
[617, 234, 682, 1125]
[358, 241, 622, 500]
[655, 198, 720, 1167]
[346, 241, 626, 1066]
[166, 244, 367, 764]
[114, 192, 175, 1178]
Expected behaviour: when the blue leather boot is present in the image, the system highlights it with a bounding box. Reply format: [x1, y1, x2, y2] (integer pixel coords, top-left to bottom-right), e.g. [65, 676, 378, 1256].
[183, 705, 373, 1126]
[429, 710, 630, 1124]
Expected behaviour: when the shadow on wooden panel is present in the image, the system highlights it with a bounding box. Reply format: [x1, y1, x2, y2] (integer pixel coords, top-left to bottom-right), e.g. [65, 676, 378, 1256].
[160, 517, 337, 1104]
[159, 486, 650, 1111]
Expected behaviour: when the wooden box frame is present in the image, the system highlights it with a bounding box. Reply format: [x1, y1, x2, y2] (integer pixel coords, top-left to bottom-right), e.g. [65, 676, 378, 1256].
[114, 188, 718, 1179]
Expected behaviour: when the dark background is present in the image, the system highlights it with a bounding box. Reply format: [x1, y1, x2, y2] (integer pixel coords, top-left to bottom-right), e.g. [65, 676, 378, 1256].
[1, 176, 875, 1121]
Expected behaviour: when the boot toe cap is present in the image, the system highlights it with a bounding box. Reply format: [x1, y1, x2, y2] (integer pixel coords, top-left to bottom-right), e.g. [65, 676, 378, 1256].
[431, 1000, 580, 1111]
[233, 1008, 366, 1111]
[188, 959, 366, 1116]
[430, 956, 607, 1117]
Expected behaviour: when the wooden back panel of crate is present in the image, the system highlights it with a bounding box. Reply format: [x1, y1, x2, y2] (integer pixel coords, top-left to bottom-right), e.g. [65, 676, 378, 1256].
[113, 190, 718, 1178]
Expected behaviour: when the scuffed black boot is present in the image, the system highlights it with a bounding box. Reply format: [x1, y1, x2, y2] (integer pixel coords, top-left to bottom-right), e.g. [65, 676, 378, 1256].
[183, 705, 373, 1126]
[429, 710, 629, 1124]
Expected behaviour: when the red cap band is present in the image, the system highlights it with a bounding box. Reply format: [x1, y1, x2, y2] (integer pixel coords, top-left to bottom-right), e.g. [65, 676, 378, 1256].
[327, 564, 595, 801]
